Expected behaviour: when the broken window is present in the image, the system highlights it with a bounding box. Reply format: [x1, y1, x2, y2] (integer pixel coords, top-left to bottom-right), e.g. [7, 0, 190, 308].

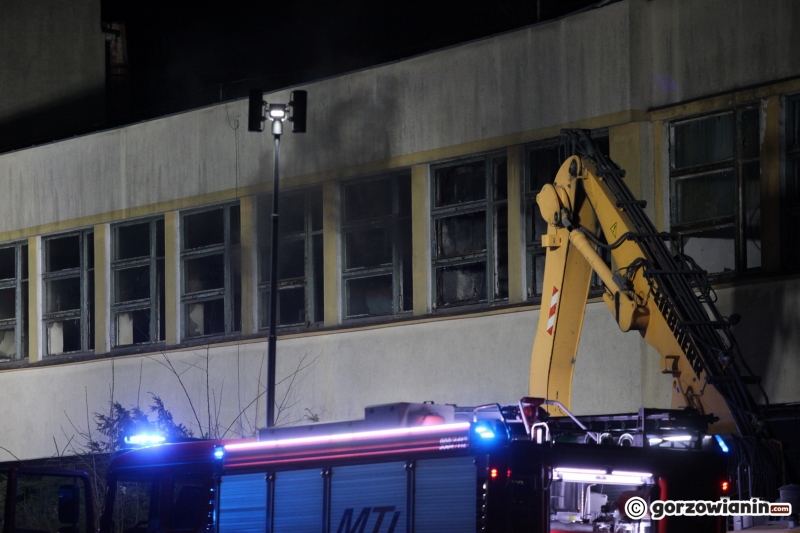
[182, 204, 241, 338]
[341, 174, 412, 318]
[43, 230, 94, 355]
[258, 186, 324, 327]
[431, 155, 506, 308]
[784, 95, 800, 270]
[670, 107, 761, 275]
[525, 133, 609, 301]
[112, 218, 165, 347]
[0, 242, 28, 361]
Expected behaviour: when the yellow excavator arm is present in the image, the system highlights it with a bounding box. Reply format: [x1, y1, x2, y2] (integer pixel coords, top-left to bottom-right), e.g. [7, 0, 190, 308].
[529, 130, 764, 437]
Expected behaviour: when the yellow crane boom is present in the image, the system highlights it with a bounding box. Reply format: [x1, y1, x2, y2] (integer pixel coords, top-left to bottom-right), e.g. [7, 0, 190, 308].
[529, 130, 766, 438]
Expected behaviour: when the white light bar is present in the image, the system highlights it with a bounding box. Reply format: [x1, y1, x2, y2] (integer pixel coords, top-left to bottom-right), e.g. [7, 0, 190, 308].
[663, 435, 692, 442]
[554, 467, 653, 485]
[124, 434, 166, 446]
[224, 422, 472, 453]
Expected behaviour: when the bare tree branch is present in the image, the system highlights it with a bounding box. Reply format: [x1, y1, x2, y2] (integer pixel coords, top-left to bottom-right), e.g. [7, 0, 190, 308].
[149, 352, 204, 433]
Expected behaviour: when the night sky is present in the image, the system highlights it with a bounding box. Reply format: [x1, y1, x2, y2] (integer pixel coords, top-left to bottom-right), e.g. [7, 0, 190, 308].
[101, 0, 605, 127]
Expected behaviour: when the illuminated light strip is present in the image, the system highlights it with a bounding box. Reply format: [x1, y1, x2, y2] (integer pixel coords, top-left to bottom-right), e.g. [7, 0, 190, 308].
[224, 444, 467, 469]
[547, 287, 559, 335]
[224, 422, 472, 452]
[663, 435, 692, 442]
[553, 467, 653, 485]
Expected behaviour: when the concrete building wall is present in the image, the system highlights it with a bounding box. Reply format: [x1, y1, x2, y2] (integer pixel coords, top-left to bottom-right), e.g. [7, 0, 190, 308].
[0, 0, 104, 152]
[0, 0, 799, 462]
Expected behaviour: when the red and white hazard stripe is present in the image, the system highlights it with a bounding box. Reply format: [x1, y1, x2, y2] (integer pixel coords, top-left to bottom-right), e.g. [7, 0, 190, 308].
[546, 287, 559, 335]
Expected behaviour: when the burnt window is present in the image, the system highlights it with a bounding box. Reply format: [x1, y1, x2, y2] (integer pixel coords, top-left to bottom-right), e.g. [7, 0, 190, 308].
[785, 95, 800, 270]
[341, 174, 412, 318]
[182, 204, 241, 338]
[112, 218, 165, 347]
[431, 155, 507, 309]
[43, 230, 94, 355]
[0, 242, 28, 361]
[669, 107, 761, 276]
[258, 186, 324, 327]
[524, 134, 609, 301]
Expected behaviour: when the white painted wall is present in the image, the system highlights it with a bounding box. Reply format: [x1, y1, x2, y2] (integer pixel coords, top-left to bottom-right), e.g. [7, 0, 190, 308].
[0, 300, 648, 461]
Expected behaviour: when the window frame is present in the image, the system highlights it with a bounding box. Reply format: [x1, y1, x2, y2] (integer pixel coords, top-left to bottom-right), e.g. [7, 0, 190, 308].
[668, 105, 761, 278]
[42, 229, 94, 355]
[784, 93, 800, 270]
[523, 132, 609, 302]
[340, 171, 413, 321]
[111, 217, 165, 348]
[180, 202, 241, 340]
[429, 152, 508, 311]
[258, 186, 324, 329]
[0, 241, 28, 362]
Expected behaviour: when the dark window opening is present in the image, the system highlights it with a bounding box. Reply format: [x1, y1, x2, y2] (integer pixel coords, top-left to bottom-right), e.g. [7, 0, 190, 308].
[342, 173, 412, 319]
[785, 95, 800, 270]
[0, 242, 27, 361]
[431, 154, 506, 309]
[670, 107, 761, 275]
[43, 231, 93, 355]
[346, 274, 393, 317]
[112, 218, 165, 347]
[258, 186, 324, 328]
[182, 204, 240, 339]
[436, 262, 487, 306]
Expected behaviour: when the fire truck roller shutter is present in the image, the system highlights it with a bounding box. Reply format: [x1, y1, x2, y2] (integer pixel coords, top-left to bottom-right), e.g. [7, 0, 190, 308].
[415, 456, 476, 533]
[273, 469, 323, 533]
[218, 473, 266, 533]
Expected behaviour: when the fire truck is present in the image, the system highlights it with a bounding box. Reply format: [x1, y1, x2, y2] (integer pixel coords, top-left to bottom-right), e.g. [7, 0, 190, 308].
[3, 130, 779, 532]
[4, 398, 726, 533]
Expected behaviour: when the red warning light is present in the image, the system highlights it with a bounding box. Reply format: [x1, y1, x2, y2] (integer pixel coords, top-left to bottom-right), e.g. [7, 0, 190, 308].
[490, 468, 499, 479]
[507, 469, 512, 478]
[722, 481, 729, 492]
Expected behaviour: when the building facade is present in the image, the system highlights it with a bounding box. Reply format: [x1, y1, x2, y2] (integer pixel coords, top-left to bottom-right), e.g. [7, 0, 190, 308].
[0, 0, 799, 461]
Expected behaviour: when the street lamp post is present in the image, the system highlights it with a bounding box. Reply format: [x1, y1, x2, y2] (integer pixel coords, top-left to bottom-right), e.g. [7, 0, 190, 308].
[248, 89, 307, 428]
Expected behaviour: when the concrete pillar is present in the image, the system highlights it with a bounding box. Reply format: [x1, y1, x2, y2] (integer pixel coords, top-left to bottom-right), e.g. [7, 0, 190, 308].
[651, 121, 669, 233]
[93, 224, 111, 353]
[27, 236, 42, 363]
[609, 122, 655, 222]
[506, 146, 525, 304]
[239, 196, 259, 335]
[411, 164, 431, 316]
[164, 211, 181, 345]
[322, 181, 340, 327]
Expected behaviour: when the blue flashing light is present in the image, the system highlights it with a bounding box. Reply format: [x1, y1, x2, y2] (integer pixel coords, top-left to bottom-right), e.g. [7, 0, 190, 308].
[213, 447, 224, 460]
[714, 434, 729, 453]
[475, 423, 496, 440]
[124, 434, 166, 446]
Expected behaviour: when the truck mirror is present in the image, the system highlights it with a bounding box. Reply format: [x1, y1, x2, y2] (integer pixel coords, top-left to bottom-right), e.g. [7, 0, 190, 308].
[58, 485, 80, 524]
